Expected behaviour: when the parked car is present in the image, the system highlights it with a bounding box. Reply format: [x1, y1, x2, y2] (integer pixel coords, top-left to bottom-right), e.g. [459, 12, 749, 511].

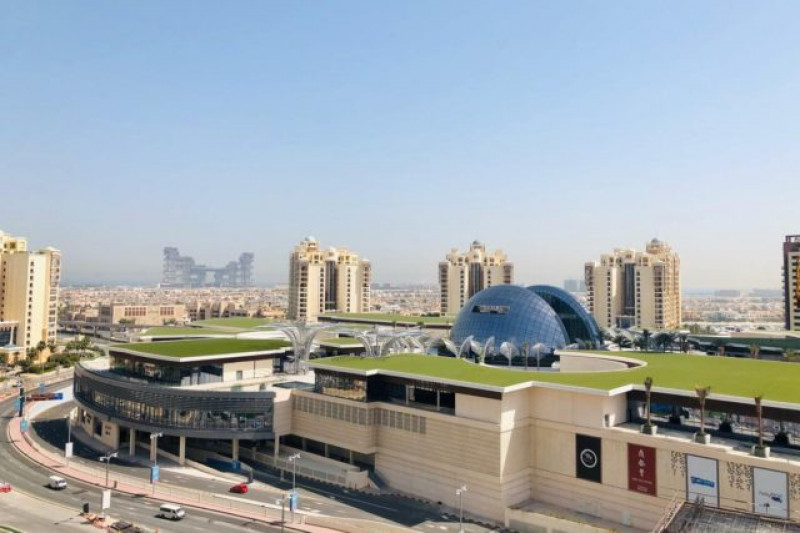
[229, 482, 249, 494]
[0, 482, 12, 493]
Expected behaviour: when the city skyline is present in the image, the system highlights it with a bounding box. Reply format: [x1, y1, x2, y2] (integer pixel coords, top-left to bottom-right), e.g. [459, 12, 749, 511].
[4, 2, 800, 289]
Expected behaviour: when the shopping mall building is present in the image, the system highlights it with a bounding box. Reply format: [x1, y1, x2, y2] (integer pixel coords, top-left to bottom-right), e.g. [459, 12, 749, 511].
[73, 287, 800, 531]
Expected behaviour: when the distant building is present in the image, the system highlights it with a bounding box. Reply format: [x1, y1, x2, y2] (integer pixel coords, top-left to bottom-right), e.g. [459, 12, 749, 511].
[783, 235, 800, 331]
[98, 304, 187, 327]
[162, 247, 254, 288]
[439, 241, 513, 315]
[287, 237, 371, 321]
[0, 230, 61, 361]
[563, 279, 586, 292]
[714, 290, 741, 298]
[585, 239, 681, 330]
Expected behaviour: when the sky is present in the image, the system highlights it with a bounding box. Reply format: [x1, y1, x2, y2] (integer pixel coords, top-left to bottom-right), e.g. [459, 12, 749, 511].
[2, 1, 799, 289]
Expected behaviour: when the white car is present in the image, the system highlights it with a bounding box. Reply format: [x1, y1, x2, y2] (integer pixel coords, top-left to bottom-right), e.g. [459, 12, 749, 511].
[48, 476, 68, 490]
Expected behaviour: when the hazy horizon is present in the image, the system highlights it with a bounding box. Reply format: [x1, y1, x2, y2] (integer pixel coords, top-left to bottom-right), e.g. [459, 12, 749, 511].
[3, 2, 799, 290]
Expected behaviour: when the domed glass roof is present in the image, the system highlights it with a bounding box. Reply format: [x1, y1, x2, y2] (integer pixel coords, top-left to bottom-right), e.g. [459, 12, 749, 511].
[528, 285, 603, 346]
[451, 285, 568, 349]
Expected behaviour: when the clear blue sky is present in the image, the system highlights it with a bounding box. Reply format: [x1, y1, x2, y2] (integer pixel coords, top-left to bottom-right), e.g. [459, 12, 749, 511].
[2, 1, 799, 288]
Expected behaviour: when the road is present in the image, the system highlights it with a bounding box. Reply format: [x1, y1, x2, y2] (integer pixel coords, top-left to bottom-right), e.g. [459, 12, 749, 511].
[3, 380, 498, 532]
[0, 384, 285, 532]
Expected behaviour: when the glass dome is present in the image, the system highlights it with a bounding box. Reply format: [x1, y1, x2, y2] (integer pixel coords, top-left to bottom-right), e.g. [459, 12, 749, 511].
[528, 285, 603, 346]
[451, 285, 568, 350]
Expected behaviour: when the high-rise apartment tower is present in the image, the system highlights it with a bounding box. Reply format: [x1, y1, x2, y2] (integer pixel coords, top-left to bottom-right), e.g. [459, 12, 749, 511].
[783, 235, 800, 331]
[439, 241, 514, 315]
[585, 239, 680, 330]
[287, 237, 371, 321]
[0, 230, 61, 358]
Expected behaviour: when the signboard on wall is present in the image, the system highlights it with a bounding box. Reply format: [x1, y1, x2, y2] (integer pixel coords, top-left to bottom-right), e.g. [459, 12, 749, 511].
[576, 434, 602, 483]
[753, 468, 789, 518]
[686, 455, 719, 507]
[628, 444, 657, 496]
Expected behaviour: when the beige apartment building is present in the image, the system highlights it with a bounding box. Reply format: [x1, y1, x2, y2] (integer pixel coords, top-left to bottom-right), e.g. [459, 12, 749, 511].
[784, 235, 800, 331]
[287, 237, 371, 321]
[439, 241, 513, 315]
[97, 304, 187, 326]
[585, 239, 681, 330]
[0, 230, 61, 362]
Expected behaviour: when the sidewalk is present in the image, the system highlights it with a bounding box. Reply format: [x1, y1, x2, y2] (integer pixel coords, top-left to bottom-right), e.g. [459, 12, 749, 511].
[7, 413, 342, 533]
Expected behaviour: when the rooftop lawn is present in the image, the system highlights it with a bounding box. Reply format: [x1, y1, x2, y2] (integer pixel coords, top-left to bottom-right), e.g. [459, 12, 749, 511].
[142, 326, 234, 336]
[312, 352, 800, 403]
[114, 338, 290, 358]
[320, 337, 365, 345]
[322, 313, 454, 325]
[192, 317, 273, 329]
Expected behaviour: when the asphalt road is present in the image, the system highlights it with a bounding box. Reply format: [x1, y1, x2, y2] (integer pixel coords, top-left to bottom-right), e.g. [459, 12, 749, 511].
[0, 384, 285, 533]
[4, 381, 498, 532]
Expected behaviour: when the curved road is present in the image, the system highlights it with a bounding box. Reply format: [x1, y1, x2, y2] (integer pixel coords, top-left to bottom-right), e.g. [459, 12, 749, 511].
[0, 383, 284, 532]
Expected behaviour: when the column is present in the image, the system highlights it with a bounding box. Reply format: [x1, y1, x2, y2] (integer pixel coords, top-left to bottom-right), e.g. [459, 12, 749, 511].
[349, 449, 354, 465]
[129, 428, 136, 456]
[274, 436, 280, 466]
[150, 440, 157, 463]
[232, 439, 239, 462]
[178, 436, 186, 466]
[324, 443, 329, 458]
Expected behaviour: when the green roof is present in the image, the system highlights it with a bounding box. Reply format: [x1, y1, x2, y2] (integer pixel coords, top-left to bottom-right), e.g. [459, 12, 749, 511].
[142, 326, 234, 337]
[192, 317, 274, 329]
[312, 352, 800, 403]
[322, 313, 454, 325]
[113, 338, 290, 358]
[320, 337, 364, 346]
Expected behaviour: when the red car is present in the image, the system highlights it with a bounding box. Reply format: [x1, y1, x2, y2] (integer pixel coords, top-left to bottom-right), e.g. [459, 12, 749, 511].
[229, 483, 249, 494]
[0, 482, 11, 493]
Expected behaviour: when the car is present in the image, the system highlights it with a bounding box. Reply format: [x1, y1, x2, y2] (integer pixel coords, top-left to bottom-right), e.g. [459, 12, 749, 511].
[0, 482, 11, 493]
[157, 503, 186, 520]
[229, 482, 249, 494]
[48, 476, 68, 490]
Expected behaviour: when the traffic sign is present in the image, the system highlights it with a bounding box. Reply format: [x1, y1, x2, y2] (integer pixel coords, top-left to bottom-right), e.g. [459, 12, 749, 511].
[20, 419, 29, 433]
[39, 382, 45, 394]
[289, 490, 298, 512]
[13, 399, 20, 411]
[150, 465, 160, 483]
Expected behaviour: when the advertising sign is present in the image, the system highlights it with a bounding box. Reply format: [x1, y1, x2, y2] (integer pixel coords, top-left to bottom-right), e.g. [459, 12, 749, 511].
[20, 419, 29, 433]
[576, 434, 602, 483]
[289, 490, 298, 512]
[65, 442, 73, 459]
[101, 489, 111, 510]
[753, 468, 789, 518]
[686, 455, 719, 507]
[150, 465, 160, 483]
[628, 444, 657, 496]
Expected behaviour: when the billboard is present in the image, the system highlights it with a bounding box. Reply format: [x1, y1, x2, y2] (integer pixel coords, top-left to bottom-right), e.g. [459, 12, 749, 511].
[628, 444, 657, 496]
[576, 434, 602, 483]
[686, 455, 719, 507]
[753, 468, 789, 518]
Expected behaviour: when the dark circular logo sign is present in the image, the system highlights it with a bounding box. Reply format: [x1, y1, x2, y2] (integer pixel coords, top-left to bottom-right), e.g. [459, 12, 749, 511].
[580, 448, 598, 469]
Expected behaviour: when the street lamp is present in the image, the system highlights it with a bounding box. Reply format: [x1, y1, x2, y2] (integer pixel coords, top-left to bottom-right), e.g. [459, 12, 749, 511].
[288, 453, 300, 522]
[99, 452, 118, 489]
[150, 432, 163, 465]
[456, 485, 467, 533]
[276, 494, 286, 533]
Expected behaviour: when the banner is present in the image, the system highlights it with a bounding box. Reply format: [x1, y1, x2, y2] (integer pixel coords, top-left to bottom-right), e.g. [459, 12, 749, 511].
[576, 434, 602, 483]
[686, 455, 718, 507]
[628, 444, 657, 496]
[753, 468, 789, 518]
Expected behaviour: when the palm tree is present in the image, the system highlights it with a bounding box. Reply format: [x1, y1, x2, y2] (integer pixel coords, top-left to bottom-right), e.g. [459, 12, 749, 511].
[749, 344, 760, 359]
[695, 386, 711, 443]
[641, 329, 652, 352]
[642, 377, 657, 434]
[653, 332, 676, 352]
[612, 333, 632, 350]
[677, 332, 690, 353]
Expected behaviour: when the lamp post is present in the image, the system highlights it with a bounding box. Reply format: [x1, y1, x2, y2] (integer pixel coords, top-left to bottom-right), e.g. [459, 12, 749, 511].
[150, 432, 163, 465]
[66, 414, 72, 444]
[276, 494, 286, 533]
[456, 485, 467, 533]
[288, 453, 300, 522]
[99, 452, 118, 489]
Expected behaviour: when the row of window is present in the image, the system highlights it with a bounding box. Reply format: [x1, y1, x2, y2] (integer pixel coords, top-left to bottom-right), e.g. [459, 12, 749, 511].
[293, 395, 426, 434]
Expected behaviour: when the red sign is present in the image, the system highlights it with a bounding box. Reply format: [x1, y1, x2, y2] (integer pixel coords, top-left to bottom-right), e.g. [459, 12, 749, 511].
[628, 444, 657, 496]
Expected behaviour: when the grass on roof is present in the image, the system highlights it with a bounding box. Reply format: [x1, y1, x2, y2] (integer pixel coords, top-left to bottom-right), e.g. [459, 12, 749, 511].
[115, 338, 290, 358]
[320, 337, 365, 345]
[192, 317, 273, 329]
[142, 326, 234, 336]
[323, 313, 454, 325]
[312, 352, 800, 403]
